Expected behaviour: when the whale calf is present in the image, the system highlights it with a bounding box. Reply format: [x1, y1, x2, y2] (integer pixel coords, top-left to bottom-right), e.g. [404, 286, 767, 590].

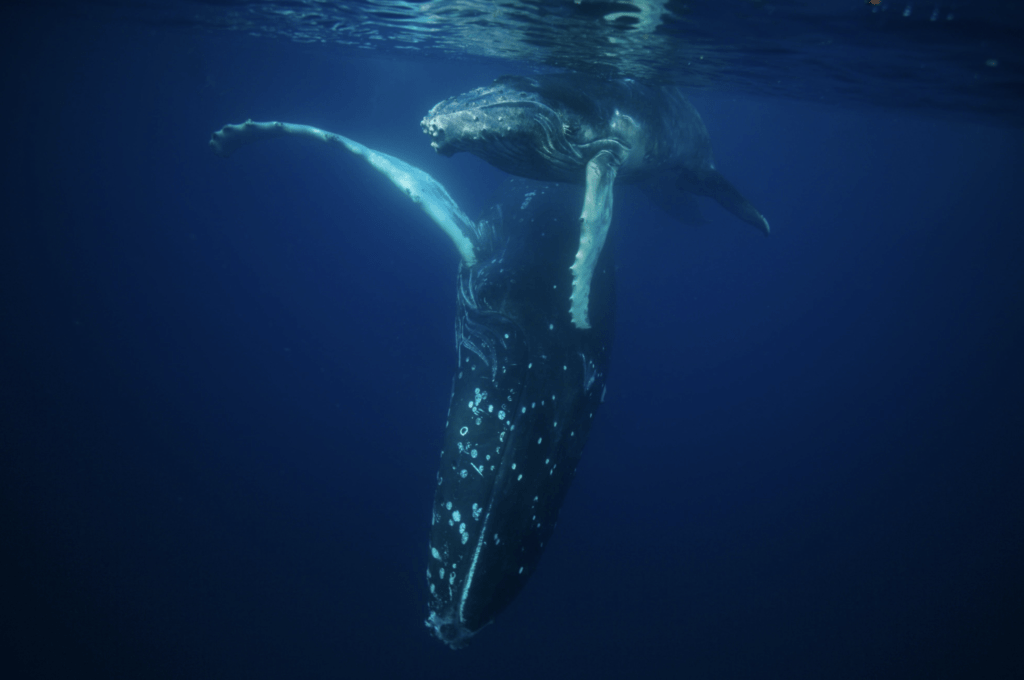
[422, 74, 769, 328]
[210, 121, 614, 648]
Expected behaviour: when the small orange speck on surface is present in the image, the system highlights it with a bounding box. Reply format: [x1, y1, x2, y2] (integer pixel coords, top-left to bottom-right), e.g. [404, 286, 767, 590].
[869, 0, 880, 5]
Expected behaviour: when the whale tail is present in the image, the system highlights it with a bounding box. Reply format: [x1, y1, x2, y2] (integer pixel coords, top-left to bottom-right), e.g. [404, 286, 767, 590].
[677, 167, 770, 235]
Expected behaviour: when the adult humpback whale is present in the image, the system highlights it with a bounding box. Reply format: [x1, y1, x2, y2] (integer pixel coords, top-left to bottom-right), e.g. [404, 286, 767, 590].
[422, 74, 770, 328]
[209, 121, 614, 648]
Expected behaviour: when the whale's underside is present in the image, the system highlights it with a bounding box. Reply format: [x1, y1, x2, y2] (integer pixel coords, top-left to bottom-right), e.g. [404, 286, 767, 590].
[426, 178, 614, 647]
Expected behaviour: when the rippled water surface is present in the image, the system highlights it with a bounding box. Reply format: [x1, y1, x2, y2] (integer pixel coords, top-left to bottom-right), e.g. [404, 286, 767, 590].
[52, 0, 1024, 122]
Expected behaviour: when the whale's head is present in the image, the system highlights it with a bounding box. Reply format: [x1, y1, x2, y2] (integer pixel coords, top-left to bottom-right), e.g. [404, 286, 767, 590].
[421, 76, 603, 182]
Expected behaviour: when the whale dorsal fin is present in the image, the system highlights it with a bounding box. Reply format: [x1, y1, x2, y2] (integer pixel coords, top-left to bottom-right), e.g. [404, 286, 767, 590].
[210, 120, 482, 265]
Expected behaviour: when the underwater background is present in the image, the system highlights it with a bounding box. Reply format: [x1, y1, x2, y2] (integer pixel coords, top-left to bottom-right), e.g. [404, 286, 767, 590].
[2, 2, 1023, 678]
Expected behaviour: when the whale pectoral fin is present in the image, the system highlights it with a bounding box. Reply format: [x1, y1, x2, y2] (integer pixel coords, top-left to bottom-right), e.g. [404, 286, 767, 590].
[210, 120, 481, 265]
[678, 167, 770, 235]
[569, 149, 620, 330]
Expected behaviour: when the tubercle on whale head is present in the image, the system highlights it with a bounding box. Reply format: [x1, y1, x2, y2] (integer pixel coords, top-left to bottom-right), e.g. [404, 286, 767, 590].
[421, 106, 546, 156]
[420, 110, 486, 157]
[420, 78, 578, 158]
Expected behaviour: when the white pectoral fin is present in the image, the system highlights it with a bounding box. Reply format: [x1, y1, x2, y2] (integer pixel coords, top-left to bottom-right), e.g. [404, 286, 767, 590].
[569, 150, 620, 329]
[210, 120, 479, 266]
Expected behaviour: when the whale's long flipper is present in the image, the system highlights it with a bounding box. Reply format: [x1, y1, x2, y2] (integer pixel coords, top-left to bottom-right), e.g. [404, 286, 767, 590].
[569, 149, 621, 329]
[210, 120, 481, 265]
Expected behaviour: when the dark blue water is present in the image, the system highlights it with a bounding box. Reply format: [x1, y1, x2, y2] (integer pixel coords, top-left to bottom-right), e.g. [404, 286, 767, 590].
[2, 5, 1023, 679]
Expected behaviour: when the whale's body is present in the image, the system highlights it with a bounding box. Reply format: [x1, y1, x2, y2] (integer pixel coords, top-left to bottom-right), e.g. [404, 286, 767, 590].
[426, 178, 614, 647]
[210, 122, 613, 649]
[423, 74, 769, 328]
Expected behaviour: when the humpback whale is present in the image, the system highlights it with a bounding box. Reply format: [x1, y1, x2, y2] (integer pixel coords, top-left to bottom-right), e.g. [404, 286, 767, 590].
[422, 74, 770, 328]
[210, 121, 614, 648]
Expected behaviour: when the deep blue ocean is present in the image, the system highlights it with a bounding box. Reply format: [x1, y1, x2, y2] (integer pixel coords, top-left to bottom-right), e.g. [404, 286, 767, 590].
[2, 2, 1023, 678]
